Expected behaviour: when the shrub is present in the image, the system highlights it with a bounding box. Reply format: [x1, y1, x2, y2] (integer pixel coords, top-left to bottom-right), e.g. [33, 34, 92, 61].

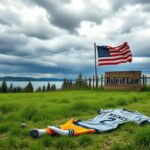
[78, 135, 93, 146]
[54, 137, 76, 149]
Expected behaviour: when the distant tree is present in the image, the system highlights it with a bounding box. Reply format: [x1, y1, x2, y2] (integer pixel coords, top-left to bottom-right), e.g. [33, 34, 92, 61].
[24, 82, 34, 92]
[51, 84, 56, 91]
[17, 86, 23, 93]
[75, 73, 88, 89]
[13, 87, 17, 93]
[69, 80, 73, 87]
[84, 77, 88, 88]
[61, 79, 75, 90]
[62, 79, 68, 90]
[0, 85, 2, 93]
[38, 87, 42, 92]
[42, 85, 46, 92]
[9, 83, 13, 93]
[36, 86, 42, 92]
[1, 80, 7, 93]
[47, 83, 51, 91]
[78, 73, 83, 87]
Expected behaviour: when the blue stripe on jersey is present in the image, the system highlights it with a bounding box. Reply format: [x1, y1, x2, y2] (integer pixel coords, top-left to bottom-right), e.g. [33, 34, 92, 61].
[97, 46, 110, 57]
[73, 121, 99, 133]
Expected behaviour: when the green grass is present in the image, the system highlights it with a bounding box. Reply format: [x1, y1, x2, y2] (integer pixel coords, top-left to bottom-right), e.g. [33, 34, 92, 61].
[0, 89, 150, 150]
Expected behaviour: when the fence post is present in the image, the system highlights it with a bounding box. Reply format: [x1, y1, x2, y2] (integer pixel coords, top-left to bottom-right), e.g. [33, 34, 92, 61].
[101, 74, 103, 89]
[89, 77, 91, 89]
[84, 76, 87, 88]
[93, 76, 95, 88]
[142, 75, 145, 86]
[145, 75, 147, 87]
[96, 76, 98, 89]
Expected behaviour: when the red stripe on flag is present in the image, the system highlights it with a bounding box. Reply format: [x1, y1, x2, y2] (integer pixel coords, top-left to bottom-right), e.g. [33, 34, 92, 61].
[108, 42, 127, 50]
[109, 45, 129, 52]
[110, 50, 131, 57]
[98, 59, 132, 66]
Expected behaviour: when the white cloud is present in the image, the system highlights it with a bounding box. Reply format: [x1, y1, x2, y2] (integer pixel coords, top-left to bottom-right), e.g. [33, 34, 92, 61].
[133, 57, 150, 64]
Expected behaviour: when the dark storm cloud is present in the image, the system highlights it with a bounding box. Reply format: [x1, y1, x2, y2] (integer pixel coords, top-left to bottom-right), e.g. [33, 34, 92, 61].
[0, 52, 90, 74]
[27, 0, 79, 32]
[28, 0, 107, 32]
[96, 59, 150, 75]
[119, 14, 147, 34]
[0, 33, 32, 56]
[8, 25, 61, 40]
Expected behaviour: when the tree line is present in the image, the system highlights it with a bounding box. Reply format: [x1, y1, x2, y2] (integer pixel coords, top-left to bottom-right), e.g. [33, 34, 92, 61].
[0, 81, 57, 93]
[0, 74, 92, 93]
[61, 74, 90, 90]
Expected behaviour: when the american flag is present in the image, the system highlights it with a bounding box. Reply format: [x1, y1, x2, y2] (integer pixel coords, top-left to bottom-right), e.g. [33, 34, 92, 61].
[97, 42, 132, 66]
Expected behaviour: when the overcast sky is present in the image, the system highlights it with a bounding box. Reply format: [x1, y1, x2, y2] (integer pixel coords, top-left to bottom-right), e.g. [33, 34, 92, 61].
[0, 0, 150, 78]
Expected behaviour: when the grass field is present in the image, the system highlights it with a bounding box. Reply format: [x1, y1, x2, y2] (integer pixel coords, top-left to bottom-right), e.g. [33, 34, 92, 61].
[0, 89, 150, 150]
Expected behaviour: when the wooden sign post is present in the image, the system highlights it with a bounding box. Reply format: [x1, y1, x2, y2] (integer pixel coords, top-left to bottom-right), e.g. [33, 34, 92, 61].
[104, 71, 141, 91]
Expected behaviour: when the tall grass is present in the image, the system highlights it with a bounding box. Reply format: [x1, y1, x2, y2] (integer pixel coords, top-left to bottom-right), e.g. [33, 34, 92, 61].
[0, 103, 20, 114]
[0, 90, 149, 150]
[134, 127, 150, 149]
[39, 136, 53, 147]
[71, 101, 90, 112]
[78, 135, 93, 147]
[21, 105, 37, 120]
[0, 123, 9, 133]
[54, 137, 76, 149]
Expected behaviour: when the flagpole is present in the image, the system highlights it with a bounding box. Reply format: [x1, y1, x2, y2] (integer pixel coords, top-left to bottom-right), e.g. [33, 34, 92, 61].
[94, 43, 98, 88]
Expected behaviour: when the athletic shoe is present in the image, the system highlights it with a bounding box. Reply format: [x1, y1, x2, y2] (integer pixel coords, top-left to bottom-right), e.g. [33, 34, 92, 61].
[29, 129, 46, 138]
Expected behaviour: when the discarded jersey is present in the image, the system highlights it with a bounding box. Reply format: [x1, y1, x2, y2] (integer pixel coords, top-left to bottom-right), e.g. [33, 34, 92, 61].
[74, 108, 150, 133]
[29, 108, 150, 138]
[50, 108, 150, 136]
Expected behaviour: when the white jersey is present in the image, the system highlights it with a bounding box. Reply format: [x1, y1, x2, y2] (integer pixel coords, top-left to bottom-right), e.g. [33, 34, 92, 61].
[74, 108, 150, 132]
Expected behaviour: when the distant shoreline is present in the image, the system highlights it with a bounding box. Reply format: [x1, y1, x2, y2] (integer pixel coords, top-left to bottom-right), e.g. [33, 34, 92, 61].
[0, 76, 74, 82]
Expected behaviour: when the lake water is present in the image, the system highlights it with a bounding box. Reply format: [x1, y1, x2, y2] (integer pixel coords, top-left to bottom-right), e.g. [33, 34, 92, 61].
[0, 81, 63, 91]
